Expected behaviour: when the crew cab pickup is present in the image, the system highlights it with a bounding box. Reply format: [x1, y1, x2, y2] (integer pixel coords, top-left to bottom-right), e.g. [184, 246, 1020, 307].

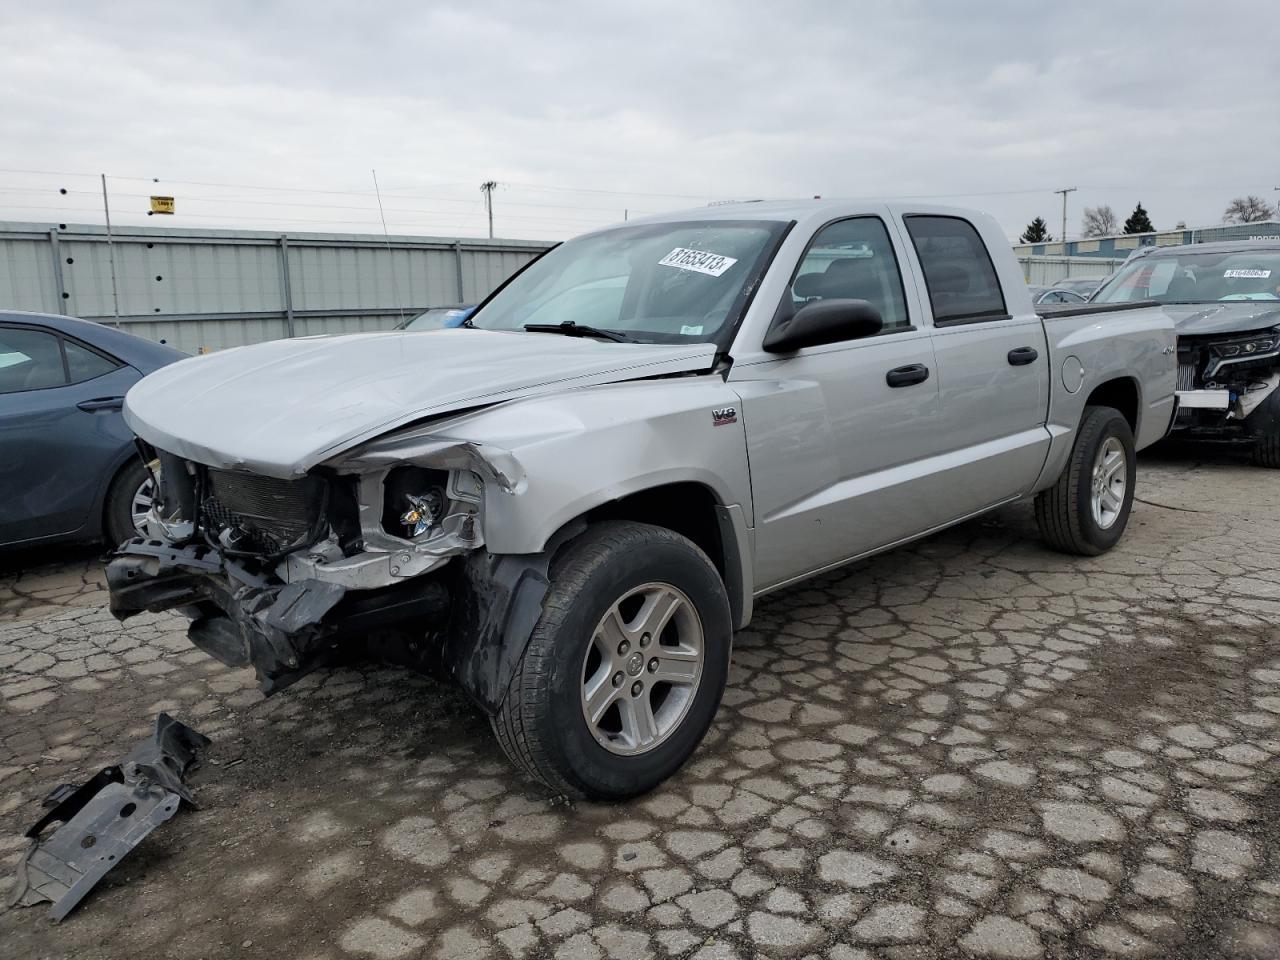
[107, 201, 1177, 799]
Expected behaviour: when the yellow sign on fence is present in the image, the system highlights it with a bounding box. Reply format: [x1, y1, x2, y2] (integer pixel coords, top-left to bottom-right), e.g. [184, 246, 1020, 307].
[150, 196, 175, 214]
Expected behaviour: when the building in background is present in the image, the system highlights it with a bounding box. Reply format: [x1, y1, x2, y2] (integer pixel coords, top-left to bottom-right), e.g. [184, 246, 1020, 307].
[1014, 220, 1280, 260]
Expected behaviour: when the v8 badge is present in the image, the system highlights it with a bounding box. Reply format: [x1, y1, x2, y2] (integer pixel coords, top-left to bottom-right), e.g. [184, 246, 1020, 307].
[711, 406, 737, 426]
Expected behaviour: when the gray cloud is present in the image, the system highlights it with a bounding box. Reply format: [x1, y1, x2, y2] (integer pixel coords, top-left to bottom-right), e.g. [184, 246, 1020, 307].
[2, 1, 1277, 241]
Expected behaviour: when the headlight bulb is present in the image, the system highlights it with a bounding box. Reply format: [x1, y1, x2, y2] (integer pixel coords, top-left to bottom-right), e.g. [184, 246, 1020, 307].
[400, 489, 445, 538]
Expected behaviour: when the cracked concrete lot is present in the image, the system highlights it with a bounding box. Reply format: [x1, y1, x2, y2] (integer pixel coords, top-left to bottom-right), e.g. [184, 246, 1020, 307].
[1, 447, 1277, 960]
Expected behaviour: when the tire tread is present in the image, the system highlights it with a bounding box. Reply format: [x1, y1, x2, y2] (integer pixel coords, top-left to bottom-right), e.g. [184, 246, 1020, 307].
[492, 521, 725, 797]
[1253, 433, 1280, 468]
[1035, 405, 1130, 556]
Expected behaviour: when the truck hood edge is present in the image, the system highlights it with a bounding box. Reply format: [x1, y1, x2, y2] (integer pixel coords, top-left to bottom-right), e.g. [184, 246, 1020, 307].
[124, 330, 718, 477]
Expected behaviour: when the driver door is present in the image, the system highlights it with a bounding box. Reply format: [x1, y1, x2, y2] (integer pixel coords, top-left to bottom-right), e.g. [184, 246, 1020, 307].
[729, 216, 946, 590]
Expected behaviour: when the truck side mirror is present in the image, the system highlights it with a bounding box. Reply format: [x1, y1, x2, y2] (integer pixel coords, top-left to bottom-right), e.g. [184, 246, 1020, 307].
[762, 299, 883, 353]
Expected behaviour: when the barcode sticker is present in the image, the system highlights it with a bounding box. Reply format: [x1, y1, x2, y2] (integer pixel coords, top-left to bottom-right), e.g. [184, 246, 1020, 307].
[659, 247, 738, 277]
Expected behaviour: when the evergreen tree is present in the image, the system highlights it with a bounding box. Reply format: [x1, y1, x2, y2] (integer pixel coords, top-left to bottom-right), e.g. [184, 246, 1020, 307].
[1123, 203, 1154, 234]
[1020, 217, 1052, 243]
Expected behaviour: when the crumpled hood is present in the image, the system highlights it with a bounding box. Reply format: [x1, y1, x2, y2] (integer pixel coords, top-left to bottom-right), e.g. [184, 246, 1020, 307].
[124, 329, 717, 477]
[1157, 301, 1280, 337]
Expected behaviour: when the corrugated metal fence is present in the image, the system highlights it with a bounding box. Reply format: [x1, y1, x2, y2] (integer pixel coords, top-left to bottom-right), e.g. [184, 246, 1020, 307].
[1017, 255, 1126, 285]
[0, 221, 552, 353]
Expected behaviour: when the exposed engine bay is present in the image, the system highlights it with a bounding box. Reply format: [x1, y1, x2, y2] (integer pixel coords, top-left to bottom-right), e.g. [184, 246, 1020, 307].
[107, 438, 555, 712]
[1174, 329, 1280, 438]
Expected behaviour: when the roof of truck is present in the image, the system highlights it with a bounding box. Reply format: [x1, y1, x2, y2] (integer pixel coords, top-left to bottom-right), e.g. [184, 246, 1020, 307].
[616, 198, 979, 227]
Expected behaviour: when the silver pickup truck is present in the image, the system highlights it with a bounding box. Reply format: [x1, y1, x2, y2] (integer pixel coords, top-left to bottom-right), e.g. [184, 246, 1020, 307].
[108, 201, 1176, 799]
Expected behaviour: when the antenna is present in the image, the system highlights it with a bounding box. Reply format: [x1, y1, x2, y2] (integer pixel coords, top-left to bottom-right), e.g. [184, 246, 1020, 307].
[480, 180, 497, 238]
[372, 169, 407, 327]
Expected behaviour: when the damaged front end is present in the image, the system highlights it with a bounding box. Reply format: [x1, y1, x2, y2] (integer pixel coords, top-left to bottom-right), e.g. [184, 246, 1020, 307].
[107, 436, 516, 696]
[1174, 329, 1280, 441]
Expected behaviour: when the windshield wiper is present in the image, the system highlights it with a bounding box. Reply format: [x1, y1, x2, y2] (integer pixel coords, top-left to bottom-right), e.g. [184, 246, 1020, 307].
[523, 321, 638, 343]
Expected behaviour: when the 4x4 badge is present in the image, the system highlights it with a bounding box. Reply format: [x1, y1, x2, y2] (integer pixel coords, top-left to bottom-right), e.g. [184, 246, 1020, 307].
[711, 406, 737, 426]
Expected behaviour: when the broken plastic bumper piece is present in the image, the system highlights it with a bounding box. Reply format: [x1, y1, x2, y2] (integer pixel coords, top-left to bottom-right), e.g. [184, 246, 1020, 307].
[8, 713, 210, 923]
[106, 538, 448, 694]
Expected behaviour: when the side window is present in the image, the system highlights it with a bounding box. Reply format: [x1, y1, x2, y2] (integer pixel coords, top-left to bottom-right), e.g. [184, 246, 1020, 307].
[64, 339, 120, 384]
[904, 215, 1008, 324]
[0, 328, 67, 394]
[790, 217, 911, 332]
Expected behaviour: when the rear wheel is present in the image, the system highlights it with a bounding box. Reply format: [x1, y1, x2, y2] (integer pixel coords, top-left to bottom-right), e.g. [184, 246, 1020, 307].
[1035, 405, 1136, 556]
[104, 459, 154, 547]
[492, 521, 731, 800]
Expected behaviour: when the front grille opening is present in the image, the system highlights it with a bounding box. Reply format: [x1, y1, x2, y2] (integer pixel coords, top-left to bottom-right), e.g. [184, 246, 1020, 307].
[199, 469, 327, 556]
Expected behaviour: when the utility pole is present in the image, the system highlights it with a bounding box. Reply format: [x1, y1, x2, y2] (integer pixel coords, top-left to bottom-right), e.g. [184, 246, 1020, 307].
[480, 180, 497, 238]
[100, 174, 121, 325]
[1054, 186, 1077, 245]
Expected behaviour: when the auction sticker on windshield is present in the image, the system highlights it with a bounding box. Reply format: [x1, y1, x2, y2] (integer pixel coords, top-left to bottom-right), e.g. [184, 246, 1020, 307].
[659, 247, 738, 277]
[1224, 269, 1272, 279]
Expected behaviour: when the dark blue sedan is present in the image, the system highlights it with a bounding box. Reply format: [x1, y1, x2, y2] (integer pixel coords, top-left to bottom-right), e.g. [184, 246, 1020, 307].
[0, 311, 185, 549]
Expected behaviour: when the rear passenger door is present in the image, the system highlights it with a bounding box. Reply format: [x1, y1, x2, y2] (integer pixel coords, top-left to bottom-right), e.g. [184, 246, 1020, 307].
[898, 215, 1051, 517]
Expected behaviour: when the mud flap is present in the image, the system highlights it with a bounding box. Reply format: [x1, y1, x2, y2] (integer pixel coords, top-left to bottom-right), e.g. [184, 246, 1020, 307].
[444, 520, 586, 714]
[8, 714, 210, 922]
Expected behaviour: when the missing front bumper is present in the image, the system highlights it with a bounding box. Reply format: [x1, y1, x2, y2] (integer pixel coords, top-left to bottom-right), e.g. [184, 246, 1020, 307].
[107, 539, 448, 693]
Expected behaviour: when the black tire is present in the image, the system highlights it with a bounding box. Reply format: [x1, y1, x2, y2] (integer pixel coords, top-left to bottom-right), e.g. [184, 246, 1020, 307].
[103, 458, 151, 547]
[1035, 405, 1136, 556]
[1253, 431, 1280, 469]
[492, 521, 732, 800]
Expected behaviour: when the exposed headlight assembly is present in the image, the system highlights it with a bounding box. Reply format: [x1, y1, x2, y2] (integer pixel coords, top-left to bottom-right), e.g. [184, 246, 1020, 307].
[1213, 335, 1278, 358]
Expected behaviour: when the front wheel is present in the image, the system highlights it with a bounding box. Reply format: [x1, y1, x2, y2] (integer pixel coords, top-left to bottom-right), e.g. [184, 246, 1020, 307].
[492, 521, 732, 800]
[1035, 405, 1136, 556]
[1253, 431, 1280, 468]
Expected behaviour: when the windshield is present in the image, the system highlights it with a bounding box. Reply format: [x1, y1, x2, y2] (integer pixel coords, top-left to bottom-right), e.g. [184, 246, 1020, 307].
[469, 219, 789, 345]
[1093, 249, 1280, 304]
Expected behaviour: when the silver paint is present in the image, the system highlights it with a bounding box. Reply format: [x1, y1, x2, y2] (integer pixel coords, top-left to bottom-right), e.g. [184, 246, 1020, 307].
[124, 200, 1177, 629]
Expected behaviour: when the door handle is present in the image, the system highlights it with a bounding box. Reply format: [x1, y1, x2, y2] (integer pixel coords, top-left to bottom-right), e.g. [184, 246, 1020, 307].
[886, 364, 930, 388]
[1007, 346, 1039, 366]
[77, 397, 124, 412]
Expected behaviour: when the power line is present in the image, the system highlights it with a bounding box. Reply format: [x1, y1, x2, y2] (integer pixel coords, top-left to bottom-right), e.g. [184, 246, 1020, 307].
[0, 203, 618, 230]
[0, 184, 659, 216]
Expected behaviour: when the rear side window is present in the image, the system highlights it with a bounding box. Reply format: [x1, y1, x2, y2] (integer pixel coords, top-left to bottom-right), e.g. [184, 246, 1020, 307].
[904, 216, 1008, 324]
[0, 328, 66, 394]
[790, 217, 911, 331]
[64, 339, 120, 384]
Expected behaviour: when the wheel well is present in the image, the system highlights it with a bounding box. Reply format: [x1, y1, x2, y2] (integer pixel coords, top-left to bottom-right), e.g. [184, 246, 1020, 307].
[585, 483, 727, 581]
[1085, 378, 1139, 434]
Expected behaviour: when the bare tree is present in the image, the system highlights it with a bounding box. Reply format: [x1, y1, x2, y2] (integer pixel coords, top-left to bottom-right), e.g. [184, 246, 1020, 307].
[1081, 204, 1118, 238]
[1223, 195, 1276, 224]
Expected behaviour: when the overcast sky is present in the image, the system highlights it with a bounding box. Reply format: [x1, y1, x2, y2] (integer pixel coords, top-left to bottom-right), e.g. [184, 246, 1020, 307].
[2, 1, 1277, 242]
